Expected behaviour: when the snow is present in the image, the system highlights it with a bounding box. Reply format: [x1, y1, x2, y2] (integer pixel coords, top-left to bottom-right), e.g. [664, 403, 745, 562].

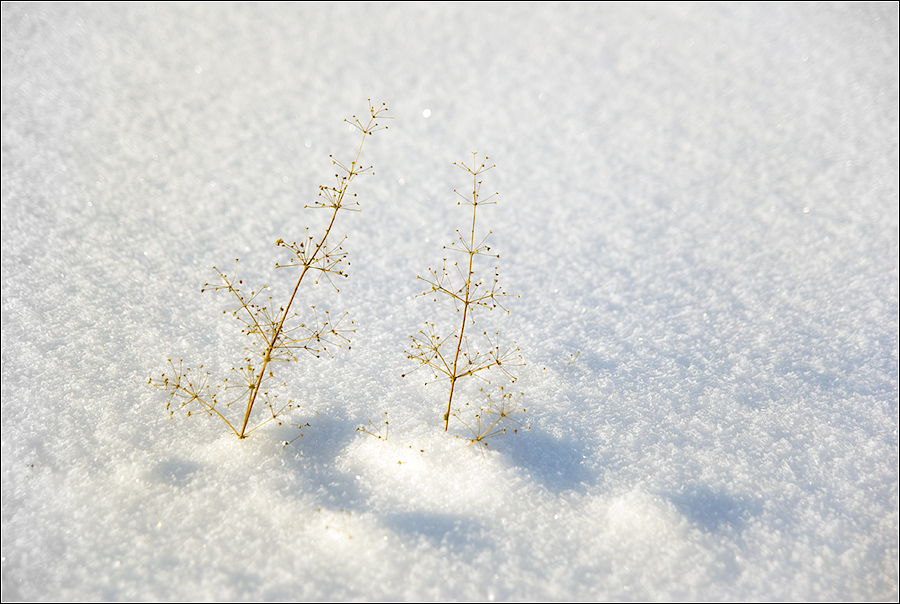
[2, 2, 897, 601]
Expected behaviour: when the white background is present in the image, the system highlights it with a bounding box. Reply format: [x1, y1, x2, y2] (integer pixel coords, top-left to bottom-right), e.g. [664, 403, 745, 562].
[2, 3, 897, 600]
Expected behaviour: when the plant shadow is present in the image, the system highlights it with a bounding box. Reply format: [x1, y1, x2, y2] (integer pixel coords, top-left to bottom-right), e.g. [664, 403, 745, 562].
[497, 427, 594, 494]
[150, 458, 203, 488]
[666, 486, 762, 533]
[380, 510, 493, 554]
[275, 415, 370, 512]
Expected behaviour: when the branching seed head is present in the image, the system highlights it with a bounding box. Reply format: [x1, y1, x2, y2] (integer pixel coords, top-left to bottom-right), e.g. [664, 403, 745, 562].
[150, 101, 391, 439]
[405, 153, 526, 442]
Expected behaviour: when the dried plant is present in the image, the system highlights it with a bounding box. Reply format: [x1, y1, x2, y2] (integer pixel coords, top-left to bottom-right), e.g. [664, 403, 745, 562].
[356, 411, 390, 441]
[454, 386, 527, 451]
[150, 100, 391, 439]
[404, 154, 525, 442]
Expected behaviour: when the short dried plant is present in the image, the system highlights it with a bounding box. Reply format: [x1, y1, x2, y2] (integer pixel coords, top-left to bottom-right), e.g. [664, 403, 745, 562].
[150, 100, 391, 439]
[403, 154, 526, 447]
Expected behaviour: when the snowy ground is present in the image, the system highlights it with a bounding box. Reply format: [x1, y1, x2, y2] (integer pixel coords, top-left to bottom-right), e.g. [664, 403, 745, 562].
[2, 2, 898, 601]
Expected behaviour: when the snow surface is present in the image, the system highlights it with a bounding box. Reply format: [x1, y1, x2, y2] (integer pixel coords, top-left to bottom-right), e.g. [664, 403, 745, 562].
[2, 2, 898, 601]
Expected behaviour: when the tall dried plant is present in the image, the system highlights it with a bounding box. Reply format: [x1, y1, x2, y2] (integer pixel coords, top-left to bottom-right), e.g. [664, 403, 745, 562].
[404, 154, 526, 447]
[150, 100, 391, 439]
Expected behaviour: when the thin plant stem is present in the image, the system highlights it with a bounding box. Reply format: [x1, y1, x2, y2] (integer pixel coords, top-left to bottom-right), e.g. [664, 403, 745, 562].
[238, 116, 373, 438]
[444, 172, 480, 431]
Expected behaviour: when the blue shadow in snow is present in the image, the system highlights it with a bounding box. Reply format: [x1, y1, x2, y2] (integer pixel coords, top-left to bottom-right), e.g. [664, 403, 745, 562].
[151, 458, 202, 487]
[380, 510, 492, 553]
[666, 486, 762, 532]
[498, 428, 594, 494]
[275, 415, 370, 512]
